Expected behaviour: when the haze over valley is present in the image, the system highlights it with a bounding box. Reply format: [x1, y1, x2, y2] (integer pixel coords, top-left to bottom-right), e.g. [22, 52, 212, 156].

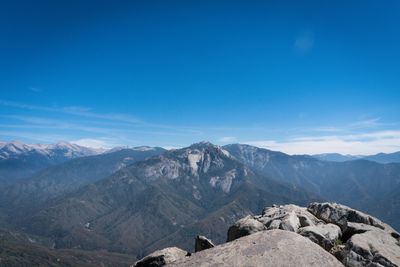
[0, 140, 399, 264]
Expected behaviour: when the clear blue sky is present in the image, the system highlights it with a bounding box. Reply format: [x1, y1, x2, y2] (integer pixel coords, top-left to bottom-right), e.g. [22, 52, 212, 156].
[1, 0, 399, 154]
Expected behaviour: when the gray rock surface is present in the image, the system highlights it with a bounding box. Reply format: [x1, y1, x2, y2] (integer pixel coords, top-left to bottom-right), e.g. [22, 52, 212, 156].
[227, 204, 326, 242]
[133, 247, 187, 267]
[136, 202, 400, 267]
[305, 202, 400, 266]
[172, 230, 344, 267]
[307, 202, 396, 233]
[226, 202, 400, 267]
[261, 204, 322, 231]
[298, 223, 341, 251]
[226, 215, 265, 242]
[194, 235, 215, 252]
[338, 229, 400, 267]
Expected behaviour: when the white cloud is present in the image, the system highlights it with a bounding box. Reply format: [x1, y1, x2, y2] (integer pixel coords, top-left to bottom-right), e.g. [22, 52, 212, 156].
[218, 136, 237, 143]
[245, 130, 400, 155]
[162, 145, 182, 150]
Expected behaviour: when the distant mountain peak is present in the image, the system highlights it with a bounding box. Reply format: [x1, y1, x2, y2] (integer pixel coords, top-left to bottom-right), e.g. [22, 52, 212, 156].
[0, 141, 35, 157]
[363, 151, 400, 164]
[187, 142, 231, 158]
[118, 142, 246, 194]
[312, 152, 400, 163]
[53, 141, 79, 149]
[133, 146, 158, 151]
[105, 146, 164, 154]
[312, 153, 362, 162]
[223, 143, 286, 155]
[189, 141, 217, 148]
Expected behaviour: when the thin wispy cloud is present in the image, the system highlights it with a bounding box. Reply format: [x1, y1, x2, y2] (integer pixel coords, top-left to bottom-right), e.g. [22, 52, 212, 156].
[1, 100, 399, 153]
[311, 118, 394, 134]
[0, 100, 141, 124]
[0, 115, 203, 138]
[0, 100, 208, 135]
[0, 100, 206, 147]
[293, 30, 315, 55]
[218, 136, 237, 143]
[246, 130, 400, 155]
[313, 126, 343, 133]
[0, 130, 74, 144]
[349, 118, 382, 129]
[28, 87, 42, 93]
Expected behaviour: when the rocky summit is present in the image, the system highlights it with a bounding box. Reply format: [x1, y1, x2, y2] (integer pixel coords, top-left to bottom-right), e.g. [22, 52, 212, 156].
[134, 202, 400, 267]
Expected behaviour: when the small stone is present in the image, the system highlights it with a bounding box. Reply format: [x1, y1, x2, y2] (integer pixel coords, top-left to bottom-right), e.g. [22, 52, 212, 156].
[195, 235, 215, 252]
[134, 247, 187, 267]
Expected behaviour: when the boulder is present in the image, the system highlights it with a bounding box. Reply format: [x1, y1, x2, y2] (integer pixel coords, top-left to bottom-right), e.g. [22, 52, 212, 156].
[279, 211, 301, 232]
[266, 219, 281, 229]
[194, 235, 215, 252]
[227, 204, 337, 243]
[226, 215, 265, 242]
[172, 230, 344, 266]
[297, 223, 342, 251]
[339, 228, 400, 267]
[261, 204, 321, 229]
[133, 247, 187, 267]
[307, 202, 349, 231]
[307, 202, 396, 234]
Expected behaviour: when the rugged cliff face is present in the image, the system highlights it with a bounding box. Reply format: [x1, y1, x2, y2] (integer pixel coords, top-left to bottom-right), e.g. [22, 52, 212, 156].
[134, 202, 400, 267]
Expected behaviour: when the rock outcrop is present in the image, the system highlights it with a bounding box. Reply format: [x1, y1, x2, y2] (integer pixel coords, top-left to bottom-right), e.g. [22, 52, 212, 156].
[228, 203, 341, 250]
[173, 230, 343, 266]
[307, 202, 397, 233]
[227, 202, 400, 267]
[194, 235, 215, 252]
[298, 223, 341, 251]
[134, 202, 400, 267]
[337, 228, 400, 267]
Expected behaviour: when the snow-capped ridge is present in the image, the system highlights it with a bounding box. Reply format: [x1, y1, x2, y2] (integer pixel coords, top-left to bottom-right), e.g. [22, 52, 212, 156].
[105, 145, 161, 154]
[0, 140, 102, 160]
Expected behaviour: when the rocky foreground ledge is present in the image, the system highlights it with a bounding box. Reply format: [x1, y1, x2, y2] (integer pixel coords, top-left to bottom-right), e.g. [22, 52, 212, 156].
[133, 202, 400, 267]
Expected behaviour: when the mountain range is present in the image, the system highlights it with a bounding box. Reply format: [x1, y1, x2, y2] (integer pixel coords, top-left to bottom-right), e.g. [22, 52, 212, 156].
[0, 141, 102, 186]
[15, 142, 316, 258]
[0, 146, 166, 224]
[224, 144, 400, 227]
[0, 140, 399, 264]
[312, 151, 400, 163]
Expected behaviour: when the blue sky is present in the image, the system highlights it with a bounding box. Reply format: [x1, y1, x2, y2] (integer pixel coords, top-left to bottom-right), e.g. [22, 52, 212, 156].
[1, 0, 400, 154]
